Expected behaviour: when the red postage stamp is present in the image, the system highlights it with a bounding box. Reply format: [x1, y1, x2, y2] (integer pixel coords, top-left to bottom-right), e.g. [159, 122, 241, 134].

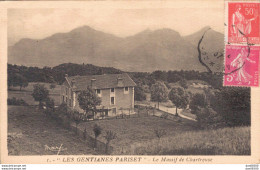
[227, 2, 260, 44]
[224, 45, 259, 87]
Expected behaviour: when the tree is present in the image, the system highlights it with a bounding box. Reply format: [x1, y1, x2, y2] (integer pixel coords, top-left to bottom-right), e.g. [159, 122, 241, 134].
[212, 87, 250, 126]
[9, 73, 28, 91]
[134, 86, 146, 101]
[93, 124, 102, 149]
[189, 93, 208, 114]
[104, 130, 117, 154]
[32, 84, 49, 109]
[189, 93, 223, 129]
[179, 79, 188, 89]
[193, 106, 220, 129]
[77, 87, 101, 119]
[150, 81, 168, 109]
[151, 70, 168, 82]
[168, 87, 189, 116]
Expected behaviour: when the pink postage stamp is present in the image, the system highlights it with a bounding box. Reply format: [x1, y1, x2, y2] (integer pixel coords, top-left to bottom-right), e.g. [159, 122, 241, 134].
[224, 45, 259, 87]
[227, 2, 260, 44]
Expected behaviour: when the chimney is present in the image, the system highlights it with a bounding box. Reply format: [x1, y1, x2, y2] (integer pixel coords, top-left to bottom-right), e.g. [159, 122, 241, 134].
[117, 76, 123, 87]
[91, 78, 96, 88]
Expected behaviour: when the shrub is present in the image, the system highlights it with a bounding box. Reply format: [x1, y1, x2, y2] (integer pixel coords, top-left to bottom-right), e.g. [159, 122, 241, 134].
[104, 130, 117, 154]
[212, 87, 250, 127]
[189, 93, 208, 114]
[93, 124, 102, 148]
[45, 97, 55, 111]
[154, 128, 166, 139]
[7, 97, 28, 106]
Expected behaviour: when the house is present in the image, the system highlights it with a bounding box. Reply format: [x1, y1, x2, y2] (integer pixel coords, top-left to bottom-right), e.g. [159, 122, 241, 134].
[61, 73, 136, 117]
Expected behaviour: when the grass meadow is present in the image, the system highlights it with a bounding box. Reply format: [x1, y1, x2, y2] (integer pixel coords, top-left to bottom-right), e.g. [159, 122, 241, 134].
[78, 113, 198, 153]
[8, 106, 97, 155]
[114, 126, 250, 155]
[8, 82, 61, 106]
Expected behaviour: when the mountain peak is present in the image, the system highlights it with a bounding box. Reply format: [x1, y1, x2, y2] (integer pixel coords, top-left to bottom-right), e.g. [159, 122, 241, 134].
[70, 25, 96, 33]
[9, 25, 223, 72]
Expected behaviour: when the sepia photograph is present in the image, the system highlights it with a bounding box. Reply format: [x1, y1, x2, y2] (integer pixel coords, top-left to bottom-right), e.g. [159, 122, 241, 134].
[1, 0, 259, 164]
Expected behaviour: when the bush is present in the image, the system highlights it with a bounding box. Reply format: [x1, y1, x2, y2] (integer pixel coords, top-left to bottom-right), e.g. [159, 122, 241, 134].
[45, 97, 55, 111]
[56, 103, 69, 115]
[189, 93, 208, 114]
[212, 87, 250, 127]
[194, 106, 223, 129]
[134, 86, 146, 101]
[7, 97, 28, 106]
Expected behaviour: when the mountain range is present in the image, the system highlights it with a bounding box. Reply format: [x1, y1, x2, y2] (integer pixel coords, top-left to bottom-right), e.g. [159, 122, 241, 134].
[8, 25, 224, 72]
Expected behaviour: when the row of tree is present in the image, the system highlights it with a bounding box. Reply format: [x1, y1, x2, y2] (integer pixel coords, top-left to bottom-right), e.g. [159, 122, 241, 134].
[148, 81, 250, 128]
[8, 63, 223, 89]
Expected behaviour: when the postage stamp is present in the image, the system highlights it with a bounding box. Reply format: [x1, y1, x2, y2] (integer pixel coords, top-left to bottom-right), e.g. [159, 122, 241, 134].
[224, 45, 259, 87]
[227, 2, 260, 44]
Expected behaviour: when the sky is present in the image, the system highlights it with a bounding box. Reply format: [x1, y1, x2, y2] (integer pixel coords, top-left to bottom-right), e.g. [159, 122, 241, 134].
[8, 1, 224, 46]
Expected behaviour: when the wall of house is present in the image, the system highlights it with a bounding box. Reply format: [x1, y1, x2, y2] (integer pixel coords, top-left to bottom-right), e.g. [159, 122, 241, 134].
[61, 81, 73, 108]
[61, 83, 135, 117]
[72, 87, 135, 116]
[101, 87, 134, 116]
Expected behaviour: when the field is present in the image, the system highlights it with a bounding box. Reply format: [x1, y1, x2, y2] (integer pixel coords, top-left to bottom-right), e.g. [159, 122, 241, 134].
[8, 105, 250, 155]
[77, 113, 199, 154]
[8, 106, 97, 155]
[8, 82, 61, 105]
[115, 126, 251, 155]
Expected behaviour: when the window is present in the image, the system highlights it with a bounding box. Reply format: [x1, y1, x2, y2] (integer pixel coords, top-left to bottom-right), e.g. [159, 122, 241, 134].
[112, 108, 116, 114]
[111, 97, 115, 105]
[96, 89, 102, 97]
[111, 88, 115, 93]
[124, 87, 129, 94]
[66, 87, 68, 95]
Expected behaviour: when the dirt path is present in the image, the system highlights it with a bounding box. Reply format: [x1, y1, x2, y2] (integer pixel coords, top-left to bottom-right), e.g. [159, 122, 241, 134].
[138, 102, 196, 121]
[8, 106, 97, 155]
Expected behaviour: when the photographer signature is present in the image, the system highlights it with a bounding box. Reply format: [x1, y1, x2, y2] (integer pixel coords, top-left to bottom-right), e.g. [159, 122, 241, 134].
[44, 144, 67, 155]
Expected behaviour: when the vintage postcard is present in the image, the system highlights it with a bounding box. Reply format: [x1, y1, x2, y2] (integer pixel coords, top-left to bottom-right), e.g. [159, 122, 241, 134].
[0, 0, 260, 164]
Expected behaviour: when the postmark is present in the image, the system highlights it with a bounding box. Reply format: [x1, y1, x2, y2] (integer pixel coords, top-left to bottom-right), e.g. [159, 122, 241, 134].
[224, 45, 259, 87]
[226, 2, 260, 44]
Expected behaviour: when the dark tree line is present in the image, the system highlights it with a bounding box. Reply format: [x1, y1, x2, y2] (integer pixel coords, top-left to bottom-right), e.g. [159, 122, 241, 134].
[8, 63, 122, 85]
[8, 63, 223, 88]
[129, 70, 223, 89]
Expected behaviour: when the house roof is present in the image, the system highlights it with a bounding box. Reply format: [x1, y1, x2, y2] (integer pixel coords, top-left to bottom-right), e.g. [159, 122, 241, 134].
[65, 73, 136, 91]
